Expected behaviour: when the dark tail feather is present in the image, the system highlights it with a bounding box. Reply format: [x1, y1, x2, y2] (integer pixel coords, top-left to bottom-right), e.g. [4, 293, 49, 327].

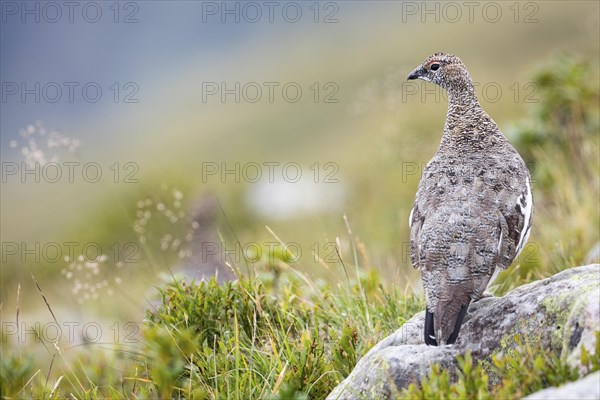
[424, 310, 438, 346]
[446, 302, 470, 345]
[425, 302, 470, 346]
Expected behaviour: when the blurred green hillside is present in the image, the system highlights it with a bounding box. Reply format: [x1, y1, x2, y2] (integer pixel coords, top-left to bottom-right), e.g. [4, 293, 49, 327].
[3, 2, 598, 304]
[2, 2, 598, 314]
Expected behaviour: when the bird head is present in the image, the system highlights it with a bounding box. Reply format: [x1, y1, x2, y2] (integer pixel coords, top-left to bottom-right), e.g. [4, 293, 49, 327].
[407, 53, 474, 93]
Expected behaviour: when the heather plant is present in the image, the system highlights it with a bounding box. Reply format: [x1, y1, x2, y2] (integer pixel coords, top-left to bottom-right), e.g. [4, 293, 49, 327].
[402, 332, 600, 399]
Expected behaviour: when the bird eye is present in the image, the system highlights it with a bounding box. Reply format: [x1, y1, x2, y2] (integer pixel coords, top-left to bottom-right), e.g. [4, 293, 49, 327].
[430, 63, 440, 71]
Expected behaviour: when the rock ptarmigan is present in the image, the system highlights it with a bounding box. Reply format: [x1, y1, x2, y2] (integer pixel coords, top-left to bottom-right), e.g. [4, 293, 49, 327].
[407, 53, 533, 346]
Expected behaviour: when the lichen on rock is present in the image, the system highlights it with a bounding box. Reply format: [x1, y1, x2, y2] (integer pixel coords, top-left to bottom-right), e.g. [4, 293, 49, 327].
[327, 264, 600, 400]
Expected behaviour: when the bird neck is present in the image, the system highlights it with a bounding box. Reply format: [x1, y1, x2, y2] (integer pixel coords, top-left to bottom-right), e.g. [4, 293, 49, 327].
[443, 88, 491, 136]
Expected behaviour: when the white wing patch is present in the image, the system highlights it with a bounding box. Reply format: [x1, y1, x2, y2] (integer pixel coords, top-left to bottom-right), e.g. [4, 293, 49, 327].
[408, 207, 414, 229]
[514, 179, 533, 258]
[497, 230, 503, 253]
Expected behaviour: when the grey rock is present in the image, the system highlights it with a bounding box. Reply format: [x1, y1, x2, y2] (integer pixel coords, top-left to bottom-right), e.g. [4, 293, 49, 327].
[327, 264, 600, 399]
[563, 284, 600, 375]
[176, 193, 235, 283]
[524, 371, 600, 400]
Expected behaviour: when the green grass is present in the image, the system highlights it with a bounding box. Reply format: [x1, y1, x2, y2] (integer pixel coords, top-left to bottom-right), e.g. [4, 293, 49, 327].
[3, 271, 598, 399]
[142, 271, 422, 399]
[1, 269, 423, 398]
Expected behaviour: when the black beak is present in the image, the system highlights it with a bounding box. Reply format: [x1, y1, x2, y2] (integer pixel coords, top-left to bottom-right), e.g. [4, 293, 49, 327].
[407, 66, 425, 80]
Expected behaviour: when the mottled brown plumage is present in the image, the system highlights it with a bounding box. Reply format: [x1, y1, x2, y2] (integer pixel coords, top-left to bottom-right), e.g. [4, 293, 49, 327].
[407, 53, 533, 346]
